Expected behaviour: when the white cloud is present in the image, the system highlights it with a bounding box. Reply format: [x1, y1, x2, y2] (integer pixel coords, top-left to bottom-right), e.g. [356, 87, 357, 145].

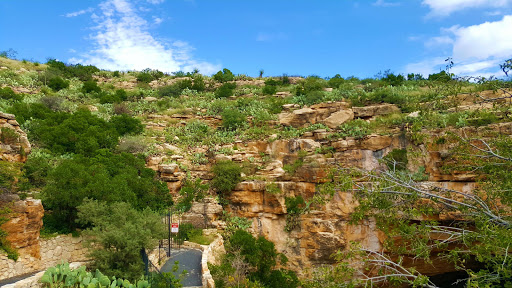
[146, 0, 165, 4]
[404, 57, 447, 76]
[423, 0, 512, 17]
[64, 7, 94, 18]
[405, 15, 512, 77]
[153, 16, 163, 24]
[70, 0, 219, 74]
[450, 15, 512, 61]
[373, 0, 400, 7]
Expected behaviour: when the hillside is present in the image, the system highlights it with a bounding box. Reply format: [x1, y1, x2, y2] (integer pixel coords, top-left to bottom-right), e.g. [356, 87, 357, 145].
[1, 56, 512, 287]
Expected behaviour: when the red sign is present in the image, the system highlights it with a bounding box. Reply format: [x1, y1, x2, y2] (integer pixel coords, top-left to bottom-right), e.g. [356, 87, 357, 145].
[171, 223, 179, 233]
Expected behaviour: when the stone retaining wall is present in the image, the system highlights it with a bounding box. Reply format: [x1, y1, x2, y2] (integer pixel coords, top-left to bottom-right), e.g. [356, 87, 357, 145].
[0, 235, 89, 281]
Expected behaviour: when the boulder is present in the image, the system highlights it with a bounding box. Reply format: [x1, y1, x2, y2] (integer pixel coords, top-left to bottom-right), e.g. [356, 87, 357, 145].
[323, 109, 354, 128]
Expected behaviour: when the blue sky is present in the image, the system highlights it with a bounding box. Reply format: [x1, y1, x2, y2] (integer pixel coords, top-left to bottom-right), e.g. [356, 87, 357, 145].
[1, 0, 512, 78]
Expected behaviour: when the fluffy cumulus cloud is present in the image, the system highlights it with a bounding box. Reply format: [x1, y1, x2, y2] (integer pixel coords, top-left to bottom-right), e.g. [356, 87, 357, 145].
[69, 0, 219, 74]
[406, 15, 512, 77]
[423, 0, 512, 17]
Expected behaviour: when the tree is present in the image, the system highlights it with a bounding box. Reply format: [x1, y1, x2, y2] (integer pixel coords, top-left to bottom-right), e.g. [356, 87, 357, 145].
[42, 150, 172, 230]
[77, 199, 166, 281]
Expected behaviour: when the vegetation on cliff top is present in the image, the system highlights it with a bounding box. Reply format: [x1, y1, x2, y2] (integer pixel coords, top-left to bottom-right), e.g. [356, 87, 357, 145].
[1, 53, 512, 286]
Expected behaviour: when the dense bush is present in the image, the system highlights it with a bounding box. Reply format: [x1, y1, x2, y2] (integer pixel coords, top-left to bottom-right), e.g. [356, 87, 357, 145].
[0, 87, 22, 101]
[29, 109, 119, 155]
[327, 74, 345, 88]
[221, 109, 246, 131]
[82, 80, 102, 94]
[110, 114, 143, 136]
[295, 76, 326, 95]
[43, 151, 172, 230]
[158, 79, 193, 97]
[381, 72, 405, 86]
[176, 178, 208, 212]
[46, 59, 100, 81]
[136, 68, 164, 83]
[47, 76, 69, 91]
[211, 229, 299, 288]
[7, 102, 53, 125]
[76, 199, 167, 281]
[192, 76, 206, 91]
[213, 68, 235, 82]
[215, 82, 237, 98]
[262, 79, 278, 95]
[211, 160, 241, 195]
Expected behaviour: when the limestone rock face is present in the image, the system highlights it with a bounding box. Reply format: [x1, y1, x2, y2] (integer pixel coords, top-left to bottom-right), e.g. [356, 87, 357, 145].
[0, 112, 31, 163]
[323, 109, 354, 128]
[1, 199, 44, 258]
[352, 103, 400, 118]
[278, 102, 351, 128]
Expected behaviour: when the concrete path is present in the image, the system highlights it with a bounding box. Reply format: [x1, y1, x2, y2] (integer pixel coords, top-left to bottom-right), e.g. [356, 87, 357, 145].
[161, 248, 203, 287]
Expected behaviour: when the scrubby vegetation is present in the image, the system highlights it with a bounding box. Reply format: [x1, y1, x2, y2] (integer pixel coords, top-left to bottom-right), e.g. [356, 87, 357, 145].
[1, 54, 512, 287]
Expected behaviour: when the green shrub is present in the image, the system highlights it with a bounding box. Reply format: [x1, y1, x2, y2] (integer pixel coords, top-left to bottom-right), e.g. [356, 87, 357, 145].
[29, 109, 119, 156]
[383, 149, 408, 171]
[213, 68, 235, 82]
[192, 76, 206, 91]
[82, 80, 102, 94]
[336, 119, 372, 139]
[296, 76, 326, 95]
[47, 76, 69, 91]
[382, 72, 405, 86]
[176, 178, 208, 212]
[221, 109, 246, 130]
[328, 74, 345, 88]
[136, 68, 164, 83]
[0, 87, 22, 101]
[43, 151, 172, 230]
[6, 102, 53, 125]
[0, 127, 19, 144]
[211, 160, 241, 195]
[262, 85, 277, 95]
[110, 114, 143, 136]
[46, 59, 100, 81]
[214, 83, 236, 98]
[76, 200, 168, 282]
[39, 96, 63, 111]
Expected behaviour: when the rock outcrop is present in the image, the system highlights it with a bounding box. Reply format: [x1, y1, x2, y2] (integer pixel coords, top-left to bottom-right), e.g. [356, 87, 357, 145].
[0, 112, 31, 163]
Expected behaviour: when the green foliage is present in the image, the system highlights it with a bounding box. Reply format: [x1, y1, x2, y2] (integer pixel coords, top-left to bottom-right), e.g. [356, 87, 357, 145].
[284, 196, 306, 232]
[215, 82, 237, 98]
[327, 74, 344, 88]
[213, 68, 235, 82]
[157, 79, 193, 98]
[211, 229, 298, 288]
[221, 108, 246, 131]
[295, 76, 326, 95]
[47, 76, 70, 91]
[46, 59, 100, 81]
[0, 87, 22, 101]
[191, 75, 206, 92]
[381, 72, 405, 86]
[7, 102, 53, 125]
[136, 68, 164, 83]
[176, 178, 208, 212]
[293, 90, 325, 106]
[211, 160, 241, 196]
[110, 114, 143, 136]
[0, 161, 22, 193]
[428, 70, 452, 82]
[335, 119, 372, 139]
[0, 127, 19, 144]
[262, 79, 279, 95]
[42, 151, 172, 230]
[81, 80, 102, 94]
[40, 262, 153, 288]
[221, 211, 252, 238]
[29, 109, 120, 156]
[77, 199, 167, 281]
[382, 149, 408, 171]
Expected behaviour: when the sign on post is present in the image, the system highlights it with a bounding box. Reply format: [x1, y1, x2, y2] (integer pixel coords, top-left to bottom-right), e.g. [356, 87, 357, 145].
[171, 223, 179, 233]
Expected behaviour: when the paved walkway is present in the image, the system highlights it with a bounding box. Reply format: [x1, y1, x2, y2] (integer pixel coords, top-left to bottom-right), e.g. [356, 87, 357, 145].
[161, 248, 203, 287]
